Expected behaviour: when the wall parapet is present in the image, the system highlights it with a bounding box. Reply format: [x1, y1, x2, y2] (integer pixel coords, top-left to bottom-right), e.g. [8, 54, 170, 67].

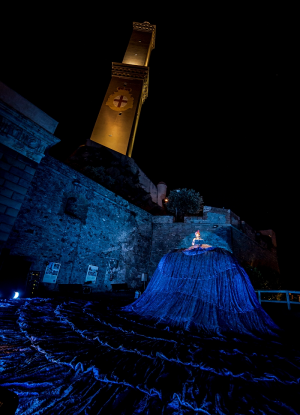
[0, 81, 58, 134]
[0, 101, 60, 164]
[153, 216, 174, 223]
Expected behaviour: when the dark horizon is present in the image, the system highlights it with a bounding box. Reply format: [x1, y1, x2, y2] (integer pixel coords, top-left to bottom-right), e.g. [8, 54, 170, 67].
[1, 11, 297, 285]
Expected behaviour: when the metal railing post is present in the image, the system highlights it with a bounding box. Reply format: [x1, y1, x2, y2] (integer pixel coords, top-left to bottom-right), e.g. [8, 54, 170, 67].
[254, 290, 300, 308]
[286, 291, 291, 310]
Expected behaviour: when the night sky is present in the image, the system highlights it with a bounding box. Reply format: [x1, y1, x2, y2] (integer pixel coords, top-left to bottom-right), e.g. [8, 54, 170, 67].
[1, 7, 298, 285]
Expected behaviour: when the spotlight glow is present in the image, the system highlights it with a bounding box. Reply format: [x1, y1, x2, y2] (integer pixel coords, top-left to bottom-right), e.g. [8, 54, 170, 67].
[13, 292, 19, 299]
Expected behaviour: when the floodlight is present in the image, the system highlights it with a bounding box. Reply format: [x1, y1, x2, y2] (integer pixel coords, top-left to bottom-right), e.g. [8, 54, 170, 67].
[13, 292, 19, 299]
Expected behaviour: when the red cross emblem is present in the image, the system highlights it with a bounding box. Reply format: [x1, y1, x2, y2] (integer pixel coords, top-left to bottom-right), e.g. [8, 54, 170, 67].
[113, 95, 128, 108]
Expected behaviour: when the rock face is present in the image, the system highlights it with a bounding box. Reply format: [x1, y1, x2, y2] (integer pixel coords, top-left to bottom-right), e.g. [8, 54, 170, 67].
[64, 140, 164, 215]
[4, 155, 153, 292]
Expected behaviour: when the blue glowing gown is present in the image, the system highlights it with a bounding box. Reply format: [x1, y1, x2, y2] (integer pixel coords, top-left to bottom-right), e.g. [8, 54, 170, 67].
[123, 246, 280, 336]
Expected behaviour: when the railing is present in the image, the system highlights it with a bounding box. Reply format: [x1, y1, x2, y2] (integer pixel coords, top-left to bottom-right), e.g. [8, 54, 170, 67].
[255, 290, 300, 310]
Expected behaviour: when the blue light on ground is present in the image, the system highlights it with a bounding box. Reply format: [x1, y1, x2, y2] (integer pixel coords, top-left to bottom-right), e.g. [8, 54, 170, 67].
[0, 298, 300, 414]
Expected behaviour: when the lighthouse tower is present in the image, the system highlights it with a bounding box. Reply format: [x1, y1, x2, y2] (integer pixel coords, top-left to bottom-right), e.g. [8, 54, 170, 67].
[90, 21, 156, 157]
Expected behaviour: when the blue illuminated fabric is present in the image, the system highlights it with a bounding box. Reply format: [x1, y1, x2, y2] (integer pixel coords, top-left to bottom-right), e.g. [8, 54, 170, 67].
[123, 247, 280, 336]
[1, 298, 300, 414]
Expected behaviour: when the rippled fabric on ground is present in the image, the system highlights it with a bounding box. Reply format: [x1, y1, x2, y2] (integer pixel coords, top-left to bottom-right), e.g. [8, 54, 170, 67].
[123, 247, 280, 336]
[0, 299, 300, 414]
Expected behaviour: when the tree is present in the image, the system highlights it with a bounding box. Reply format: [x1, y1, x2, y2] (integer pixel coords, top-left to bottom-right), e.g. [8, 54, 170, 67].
[166, 188, 203, 221]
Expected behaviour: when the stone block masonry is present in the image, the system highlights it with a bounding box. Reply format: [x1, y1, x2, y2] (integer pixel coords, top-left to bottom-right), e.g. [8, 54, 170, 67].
[0, 143, 37, 246]
[0, 82, 59, 251]
[3, 150, 280, 292]
[0, 81, 58, 134]
[5, 155, 153, 291]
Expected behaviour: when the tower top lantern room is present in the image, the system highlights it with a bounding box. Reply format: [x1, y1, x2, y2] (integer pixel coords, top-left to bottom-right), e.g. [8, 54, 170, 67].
[90, 21, 156, 157]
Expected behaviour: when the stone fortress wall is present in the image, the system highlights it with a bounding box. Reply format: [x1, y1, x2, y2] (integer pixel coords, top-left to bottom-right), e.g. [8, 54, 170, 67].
[2, 149, 279, 292]
[0, 81, 59, 252]
[0, 82, 280, 294]
[4, 154, 153, 291]
[150, 211, 279, 278]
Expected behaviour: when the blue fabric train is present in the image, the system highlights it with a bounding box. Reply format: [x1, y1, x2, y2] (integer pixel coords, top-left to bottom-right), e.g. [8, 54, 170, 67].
[123, 245, 280, 336]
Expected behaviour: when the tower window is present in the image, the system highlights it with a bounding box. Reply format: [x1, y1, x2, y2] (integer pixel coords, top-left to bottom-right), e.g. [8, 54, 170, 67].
[119, 113, 122, 115]
[109, 134, 112, 137]
[139, 40, 141, 42]
[135, 54, 137, 56]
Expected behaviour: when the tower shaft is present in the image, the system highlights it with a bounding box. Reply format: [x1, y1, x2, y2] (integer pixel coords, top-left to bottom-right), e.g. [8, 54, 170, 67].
[90, 22, 156, 157]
